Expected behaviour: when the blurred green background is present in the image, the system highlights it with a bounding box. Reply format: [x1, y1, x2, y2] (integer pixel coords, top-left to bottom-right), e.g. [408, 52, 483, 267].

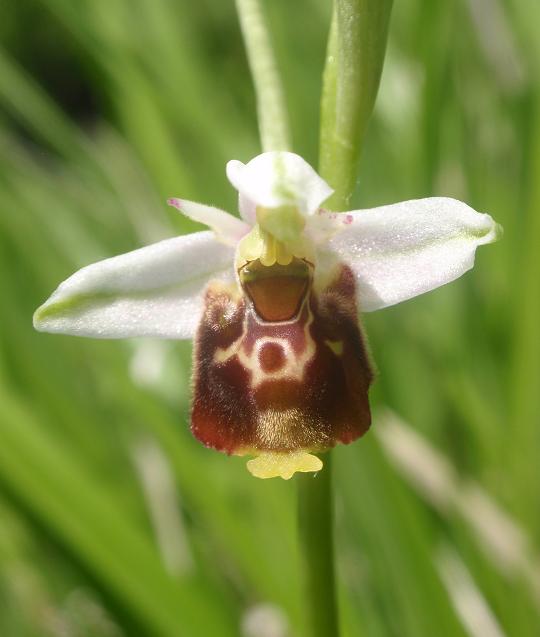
[1, 0, 539, 636]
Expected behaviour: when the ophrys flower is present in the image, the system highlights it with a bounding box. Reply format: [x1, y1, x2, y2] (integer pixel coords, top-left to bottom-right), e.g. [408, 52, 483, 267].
[34, 152, 500, 479]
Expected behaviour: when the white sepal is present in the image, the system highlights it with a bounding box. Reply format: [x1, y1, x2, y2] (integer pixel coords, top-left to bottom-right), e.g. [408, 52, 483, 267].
[226, 151, 333, 223]
[319, 197, 501, 312]
[33, 231, 235, 339]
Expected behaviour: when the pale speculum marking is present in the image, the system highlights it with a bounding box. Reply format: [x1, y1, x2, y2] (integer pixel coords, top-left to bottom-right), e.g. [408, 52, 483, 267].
[212, 258, 318, 391]
[213, 299, 316, 389]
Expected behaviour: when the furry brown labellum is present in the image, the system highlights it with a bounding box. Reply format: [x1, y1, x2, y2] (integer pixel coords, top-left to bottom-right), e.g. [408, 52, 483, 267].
[191, 255, 374, 470]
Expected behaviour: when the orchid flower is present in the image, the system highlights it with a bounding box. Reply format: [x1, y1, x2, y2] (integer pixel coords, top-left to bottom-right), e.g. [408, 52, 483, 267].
[34, 152, 500, 479]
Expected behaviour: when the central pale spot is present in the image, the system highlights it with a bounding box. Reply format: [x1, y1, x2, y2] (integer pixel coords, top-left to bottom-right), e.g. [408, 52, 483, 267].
[259, 342, 286, 372]
[240, 258, 311, 322]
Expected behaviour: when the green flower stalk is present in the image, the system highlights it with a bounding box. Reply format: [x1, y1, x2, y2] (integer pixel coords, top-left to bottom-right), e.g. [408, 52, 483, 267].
[235, 0, 291, 152]
[320, 0, 394, 211]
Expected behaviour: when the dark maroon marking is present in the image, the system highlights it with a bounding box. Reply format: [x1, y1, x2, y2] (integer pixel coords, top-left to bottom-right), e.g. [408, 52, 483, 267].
[259, 342, 286, 373]
[241, 304, 310, 357]
[190, 264, 373, 455]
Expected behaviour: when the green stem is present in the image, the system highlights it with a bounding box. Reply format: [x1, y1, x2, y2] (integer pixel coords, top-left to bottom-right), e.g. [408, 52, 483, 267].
[300, 4, 394, 637]
[509, 98, 540, 507]
[297, 454, 339, 637]
[235, 0, 291, 152]
[319, 0, 393, 210]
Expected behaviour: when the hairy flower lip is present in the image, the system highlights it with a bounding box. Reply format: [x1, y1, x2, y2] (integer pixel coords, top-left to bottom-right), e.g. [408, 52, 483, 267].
[33, 151, 501, 479]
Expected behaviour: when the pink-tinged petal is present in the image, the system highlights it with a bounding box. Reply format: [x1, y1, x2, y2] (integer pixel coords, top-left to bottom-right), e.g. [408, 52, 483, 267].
[306, 209, 355, 245]
[167, 198, 250, 245]
[226, 152, 333, 223]
[33, 231, 235, 339]
[190, 261, 372, 472]
[318, 197, 501, 312]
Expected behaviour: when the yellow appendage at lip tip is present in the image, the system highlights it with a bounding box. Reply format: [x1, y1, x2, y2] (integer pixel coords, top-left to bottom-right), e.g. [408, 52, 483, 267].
[246, 451, 323, 480]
